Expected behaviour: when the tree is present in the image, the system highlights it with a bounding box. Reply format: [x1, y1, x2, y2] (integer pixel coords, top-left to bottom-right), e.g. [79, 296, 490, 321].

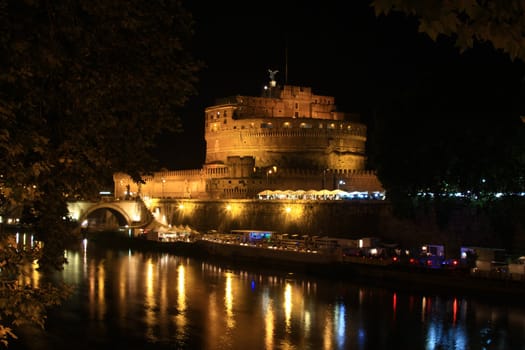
[368, 0, 525, 224]
[372, 0, 525, 62]
[0, 0, 202, 345]
[369, 109, 525, 215]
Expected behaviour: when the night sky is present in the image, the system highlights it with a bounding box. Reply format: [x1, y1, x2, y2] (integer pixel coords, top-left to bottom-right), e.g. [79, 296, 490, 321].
[156, 1, 525, 170]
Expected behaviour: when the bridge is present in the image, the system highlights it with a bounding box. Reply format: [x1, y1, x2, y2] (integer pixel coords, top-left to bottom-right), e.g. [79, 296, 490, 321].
[67, 198, 156, 233]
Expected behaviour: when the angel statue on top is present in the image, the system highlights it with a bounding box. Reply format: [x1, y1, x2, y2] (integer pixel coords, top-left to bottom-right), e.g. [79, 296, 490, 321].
[268, 69, 279, 81]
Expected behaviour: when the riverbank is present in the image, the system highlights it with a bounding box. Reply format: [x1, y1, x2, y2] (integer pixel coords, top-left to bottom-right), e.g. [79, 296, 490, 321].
[86, 231, 525, 302]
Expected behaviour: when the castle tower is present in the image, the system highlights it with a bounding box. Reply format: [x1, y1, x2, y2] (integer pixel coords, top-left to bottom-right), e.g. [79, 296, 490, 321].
[204, 79, 367, 171]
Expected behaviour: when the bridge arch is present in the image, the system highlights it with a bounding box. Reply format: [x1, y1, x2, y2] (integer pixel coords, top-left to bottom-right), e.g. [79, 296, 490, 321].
[79, 203, 133, 230]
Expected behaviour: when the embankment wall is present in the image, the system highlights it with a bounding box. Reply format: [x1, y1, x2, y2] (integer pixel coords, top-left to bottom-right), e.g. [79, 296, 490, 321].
[161, 199, 525, 252]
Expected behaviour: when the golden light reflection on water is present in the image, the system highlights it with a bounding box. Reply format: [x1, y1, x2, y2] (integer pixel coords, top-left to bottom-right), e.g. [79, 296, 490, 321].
[158, 256, 169, 340]
[27, 243, 525, 350]
[145, 258, 157, 341]
[85, 253, 107, 321]
[304, 310, 311, 340]
[82, 238, 88, 267]
[263, 291, 275, 350]
[224, 271, 235, 330]
[177, 264, 186, 311]
[323, 307, 334, 350]
[97, 260, 106, 319]
[284, 282, 292, 332]
[207, 289, 219, 347]
[176, 263, 187, 338]
[12, 234, 525, 350]
[421, 296, 426, 322]
[118, 255, 128, 322]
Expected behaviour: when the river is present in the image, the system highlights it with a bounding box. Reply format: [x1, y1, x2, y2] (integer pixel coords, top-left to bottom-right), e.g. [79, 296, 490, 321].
[9, 237, 525, 350]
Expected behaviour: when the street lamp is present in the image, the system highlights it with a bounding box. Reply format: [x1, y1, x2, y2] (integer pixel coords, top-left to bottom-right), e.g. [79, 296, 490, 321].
[266, 166, 277, 186]
[161, 178, 165, 198]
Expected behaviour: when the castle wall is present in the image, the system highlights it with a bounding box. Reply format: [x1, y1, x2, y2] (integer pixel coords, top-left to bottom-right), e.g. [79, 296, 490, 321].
[114, 168, 383, 200]
[205, 124, 366, 169]
[114, 170, 209, 200]
[157, 199, 391, 238]
[150, 199, 519, 251]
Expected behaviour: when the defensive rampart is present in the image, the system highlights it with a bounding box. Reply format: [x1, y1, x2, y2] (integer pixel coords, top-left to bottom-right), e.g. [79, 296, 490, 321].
[148, 198, 523, 250]
[205, 121, 366, 169]
[114, 168, 383, 200]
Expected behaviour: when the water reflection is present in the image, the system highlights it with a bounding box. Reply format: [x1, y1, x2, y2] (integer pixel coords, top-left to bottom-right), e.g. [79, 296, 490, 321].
[263, 291, 275, 350]
[10, 238, 525, 350]
[176, 263, 187, 338]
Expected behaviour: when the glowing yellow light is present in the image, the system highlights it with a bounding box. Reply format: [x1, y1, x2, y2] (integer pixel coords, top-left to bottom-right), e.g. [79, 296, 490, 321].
[264, 300, 275, 350]
[223, 202, 243, 218]
[282, 204, 304, 221]
[179, 204, 185, 210]
[284, 283, 292, 331]
[177, 265, 186, 313]
[144, 259, 156, 334]
[225, 272, 235, 329]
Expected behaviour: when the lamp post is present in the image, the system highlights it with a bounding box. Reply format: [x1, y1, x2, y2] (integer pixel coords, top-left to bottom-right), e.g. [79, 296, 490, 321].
[161, 178, 165, 198]
[266, 166, 277, 186]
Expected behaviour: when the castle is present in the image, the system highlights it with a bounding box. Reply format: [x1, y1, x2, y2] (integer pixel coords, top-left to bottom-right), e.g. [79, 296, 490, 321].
[113, 75, 384, 201]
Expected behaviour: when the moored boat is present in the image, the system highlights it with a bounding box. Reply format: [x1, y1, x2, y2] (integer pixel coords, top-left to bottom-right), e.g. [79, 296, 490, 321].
[195, 238, 340, 265]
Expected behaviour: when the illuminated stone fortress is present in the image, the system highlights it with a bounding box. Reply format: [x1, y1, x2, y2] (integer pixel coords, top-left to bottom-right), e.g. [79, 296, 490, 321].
[113, 74, 383, 200]
[206, 83, 365, 170]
